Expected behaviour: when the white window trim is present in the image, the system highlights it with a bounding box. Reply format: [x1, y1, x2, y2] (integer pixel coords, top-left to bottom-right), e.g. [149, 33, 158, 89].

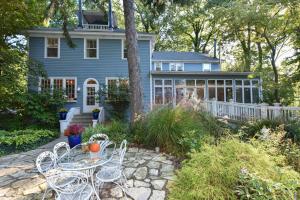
[121, 39, 127, 60]
[169, 63, 184, 71]
[44, 37, 60, 59]
[154, 62, 162, 71]
[153, 79, 173, 105]
[84, 38, 99, 59]
[202, 63, 211, 72]
[39, 77, 77, 102]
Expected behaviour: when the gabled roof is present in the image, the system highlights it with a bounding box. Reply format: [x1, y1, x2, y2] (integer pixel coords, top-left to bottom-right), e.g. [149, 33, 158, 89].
[152, 51, 220, 63]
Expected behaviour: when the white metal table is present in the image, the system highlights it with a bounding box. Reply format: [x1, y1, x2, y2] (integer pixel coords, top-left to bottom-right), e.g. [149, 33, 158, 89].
[57, 143, 114, 200]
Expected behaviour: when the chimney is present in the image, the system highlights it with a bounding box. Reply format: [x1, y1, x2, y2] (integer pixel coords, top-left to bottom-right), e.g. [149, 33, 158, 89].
[78, 0, 83, 28]
[213, 37, 217, 58]
[108, 0, 113, 29]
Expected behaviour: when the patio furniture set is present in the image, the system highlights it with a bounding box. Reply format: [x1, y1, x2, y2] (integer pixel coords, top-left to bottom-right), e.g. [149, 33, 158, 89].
[35, 133, 128, 200]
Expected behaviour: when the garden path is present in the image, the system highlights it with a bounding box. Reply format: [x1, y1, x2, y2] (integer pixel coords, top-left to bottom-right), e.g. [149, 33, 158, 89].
[0, 137, 176, 200]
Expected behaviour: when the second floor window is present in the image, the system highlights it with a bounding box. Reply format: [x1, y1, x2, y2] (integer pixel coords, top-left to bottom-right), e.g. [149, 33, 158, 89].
[45, 38, 59, 58]
[122, 39, 128, 59]
[169, 63, 184, 71]
[203, 63, 211, 71]
[85, 39, 98, 59]
[154, 62, 162, 71]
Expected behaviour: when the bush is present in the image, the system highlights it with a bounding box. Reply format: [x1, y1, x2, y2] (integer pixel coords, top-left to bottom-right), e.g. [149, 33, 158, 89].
[131, 106, 228, 157]
[83, 120, 129, 144]
[238, 119, 300, 143]
[0, 129, 58, 156]
[168, 139, 300, 200]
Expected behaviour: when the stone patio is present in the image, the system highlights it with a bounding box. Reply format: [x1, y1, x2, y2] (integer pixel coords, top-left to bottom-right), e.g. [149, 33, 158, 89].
[0, 137, 176, 200]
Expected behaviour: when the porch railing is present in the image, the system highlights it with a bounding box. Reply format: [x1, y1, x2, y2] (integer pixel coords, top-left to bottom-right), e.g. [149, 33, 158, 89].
[59, 107, 80, 135]
[199, 99, 300, 122]
[92, 107, 105, 127]
[82, 24, 109, 30]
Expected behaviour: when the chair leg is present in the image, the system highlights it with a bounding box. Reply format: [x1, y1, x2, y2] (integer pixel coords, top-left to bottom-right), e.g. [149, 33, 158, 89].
[121, 172, 128, 189]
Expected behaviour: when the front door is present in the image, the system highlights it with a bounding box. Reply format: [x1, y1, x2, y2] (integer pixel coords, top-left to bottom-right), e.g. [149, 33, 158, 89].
[83, 78, 99, 113]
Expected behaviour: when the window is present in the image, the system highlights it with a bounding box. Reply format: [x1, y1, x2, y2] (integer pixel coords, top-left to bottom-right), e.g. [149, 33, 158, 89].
[225, 80, 233, 102]
[45, 38, 59, 58]
[217, 80, 224, 101]
[235, 79, 260, 103]
[39, 77, 77, 101]
[196, 80, 205, 100]
[175, 80, 185, 104]
[106, 77, 129, 101]
[208, 80, 216, 100]
[154, 79, 173, 105]
[169, 63, 184, 71]
[122, 39, 128, 59]
[203, 63, 211, 71]
[154, 62, 162, 71]
[85, 39, 98, 59]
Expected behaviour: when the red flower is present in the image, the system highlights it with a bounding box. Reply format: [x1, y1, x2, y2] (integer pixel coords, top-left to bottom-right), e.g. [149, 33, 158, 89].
[64, 124, 85, 136]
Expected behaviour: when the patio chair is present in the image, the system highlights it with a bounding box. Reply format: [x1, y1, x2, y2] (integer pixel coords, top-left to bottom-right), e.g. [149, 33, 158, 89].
[47, 171, 93, 200]
[36, 151, 59, 200]
[53, 142, 70, 162]
[95, 139, 127, 198]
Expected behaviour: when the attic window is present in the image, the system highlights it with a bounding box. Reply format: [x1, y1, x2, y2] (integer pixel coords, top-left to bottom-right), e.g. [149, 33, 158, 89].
[45, 38, 60, 58]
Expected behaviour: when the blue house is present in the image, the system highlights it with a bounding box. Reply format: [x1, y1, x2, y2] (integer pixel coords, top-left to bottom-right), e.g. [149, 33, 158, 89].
[28, 3, 262, 115]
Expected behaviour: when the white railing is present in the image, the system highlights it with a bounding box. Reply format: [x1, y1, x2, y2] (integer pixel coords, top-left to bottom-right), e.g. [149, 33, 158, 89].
[199, 99, 300, 122]
[59, 107, 80, 135]
[92, 107, 105, 128]
[82, 24, 109, 30]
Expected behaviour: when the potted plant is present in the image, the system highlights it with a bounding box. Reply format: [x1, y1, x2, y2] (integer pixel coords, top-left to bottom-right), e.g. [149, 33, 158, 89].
[92, 108, 100, 120]
[64, 124, 84, 148]
[59, 108, 68, 120]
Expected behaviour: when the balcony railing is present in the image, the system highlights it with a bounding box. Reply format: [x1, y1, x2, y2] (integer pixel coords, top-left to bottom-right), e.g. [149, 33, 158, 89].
[82, 24, 109, 30]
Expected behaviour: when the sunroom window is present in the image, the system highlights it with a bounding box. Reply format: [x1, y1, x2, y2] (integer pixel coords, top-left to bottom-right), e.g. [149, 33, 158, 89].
[154, 79, 173, 104]
[45, 38, 59, 58]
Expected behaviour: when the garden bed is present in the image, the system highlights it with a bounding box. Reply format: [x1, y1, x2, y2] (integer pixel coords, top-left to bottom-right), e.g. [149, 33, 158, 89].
[0, 129, 59, 156]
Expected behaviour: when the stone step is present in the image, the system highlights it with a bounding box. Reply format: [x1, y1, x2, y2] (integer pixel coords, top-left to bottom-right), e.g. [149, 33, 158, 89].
[69, 122, 92, 127]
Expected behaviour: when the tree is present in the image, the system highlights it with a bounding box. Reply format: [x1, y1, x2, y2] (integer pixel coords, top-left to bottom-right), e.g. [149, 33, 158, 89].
[123, 0, 144, 124]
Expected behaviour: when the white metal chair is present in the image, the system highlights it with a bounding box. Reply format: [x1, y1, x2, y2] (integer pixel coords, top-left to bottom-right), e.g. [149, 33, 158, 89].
[53, 142, 70, 161]
[36, 151, 59, 200]
[95, 140, 127, 198]
[47, 171, 93, 200]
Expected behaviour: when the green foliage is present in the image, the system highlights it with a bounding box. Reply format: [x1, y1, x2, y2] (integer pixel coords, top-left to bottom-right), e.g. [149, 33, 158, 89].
[0, 129, 58, 156]
[235, 169, 298, 200]
[168, 139, 300, 200]
[19, 91, 66, 128]
[83, 120, 129, 145]
[59, 108, 68, 112]
[131, 107, 228, 157]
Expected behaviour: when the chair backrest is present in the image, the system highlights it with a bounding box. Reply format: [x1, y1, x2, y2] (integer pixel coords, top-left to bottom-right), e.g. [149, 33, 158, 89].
[53, 142, 70, 160]
[47, 171, 89, 196]
[36, 151, 57, 175]
[89, 133, 109, 143]
[119, 140, 127, 165]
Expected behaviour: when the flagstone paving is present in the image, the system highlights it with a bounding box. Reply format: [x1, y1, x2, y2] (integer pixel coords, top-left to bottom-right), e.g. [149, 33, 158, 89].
[0, 137, 176, 200]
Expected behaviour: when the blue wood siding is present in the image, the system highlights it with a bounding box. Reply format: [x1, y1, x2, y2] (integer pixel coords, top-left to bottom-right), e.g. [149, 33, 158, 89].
[29, 37, 151, 111]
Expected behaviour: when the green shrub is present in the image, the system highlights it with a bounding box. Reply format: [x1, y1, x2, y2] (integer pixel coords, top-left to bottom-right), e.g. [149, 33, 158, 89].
[131, 107, 228, 157]
[0, 129, 58, 156]
[168, 139, 300, 200]
[83, 120, 129, 144]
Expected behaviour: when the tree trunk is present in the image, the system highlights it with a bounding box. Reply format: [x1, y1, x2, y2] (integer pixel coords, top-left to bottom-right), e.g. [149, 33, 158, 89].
[270, 48, 280, 103]
[123, 0, 144, 124]
[256, 42, 263, 70]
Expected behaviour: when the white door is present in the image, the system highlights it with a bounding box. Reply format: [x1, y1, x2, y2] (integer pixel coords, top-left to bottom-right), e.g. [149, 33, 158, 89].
[83, 78, 99, 113]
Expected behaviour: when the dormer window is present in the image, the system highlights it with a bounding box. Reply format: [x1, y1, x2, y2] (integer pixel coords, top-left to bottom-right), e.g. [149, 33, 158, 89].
[169, 63, 184, 71]
[154, 62, 162, 71]
[122, 39, 128, 59]
[203, 63, 211, 71]
[45, 38, 60, 58]
[85, 38, 98, 59]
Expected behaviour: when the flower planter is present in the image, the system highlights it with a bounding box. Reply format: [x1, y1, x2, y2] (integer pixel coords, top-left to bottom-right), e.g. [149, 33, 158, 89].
[68, 134, 82, 148]
[92, 112, 99, 120]
[59, 112, 67, 120]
